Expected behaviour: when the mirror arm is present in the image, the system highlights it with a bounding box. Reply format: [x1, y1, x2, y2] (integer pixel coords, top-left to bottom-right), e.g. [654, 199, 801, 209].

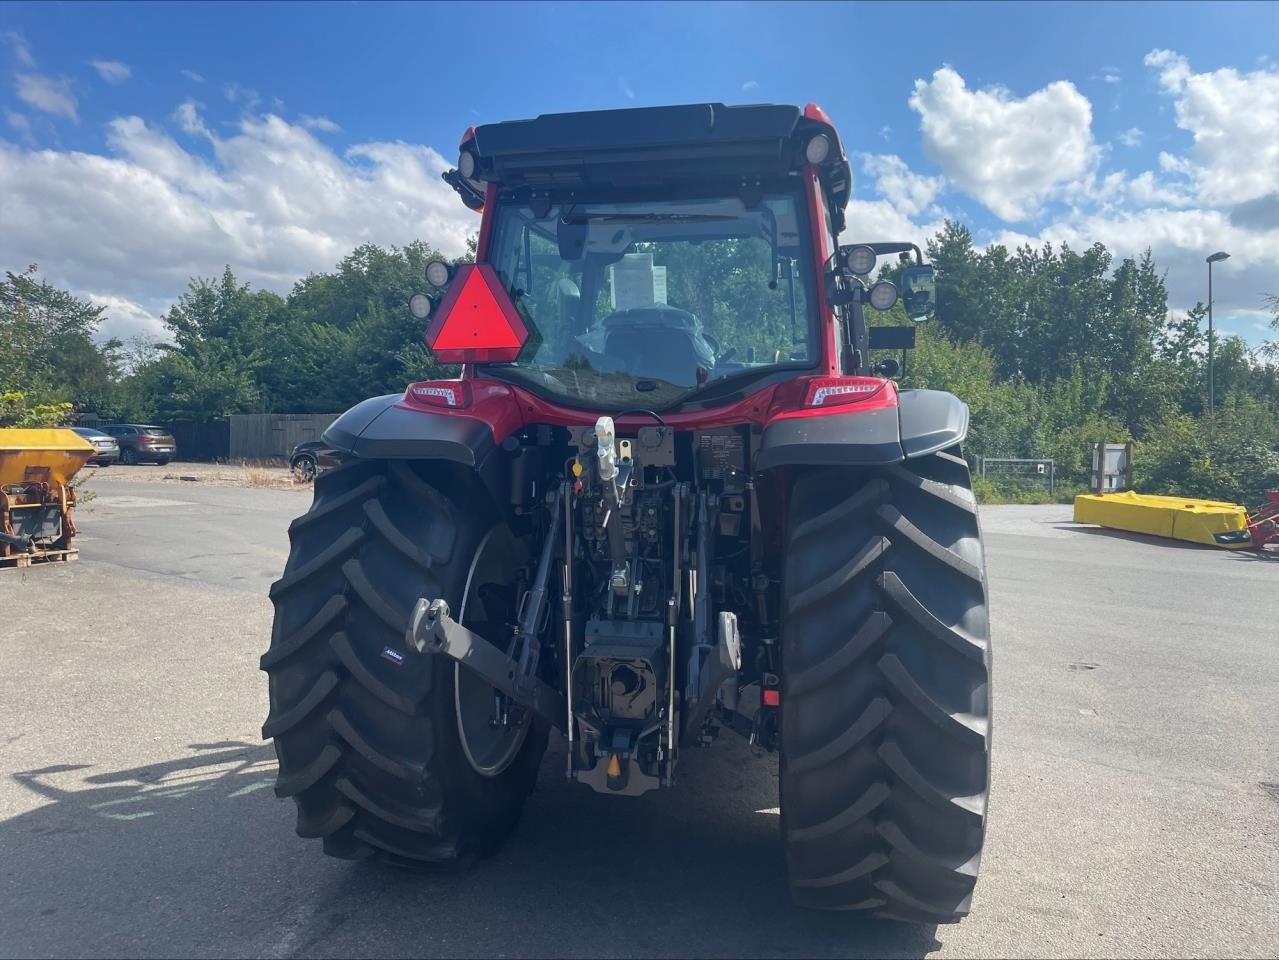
[844, 290, 869, 374]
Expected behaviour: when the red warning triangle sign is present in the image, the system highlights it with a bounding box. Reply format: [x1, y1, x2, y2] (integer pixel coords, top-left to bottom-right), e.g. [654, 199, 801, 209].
[424, 263, 529, 364]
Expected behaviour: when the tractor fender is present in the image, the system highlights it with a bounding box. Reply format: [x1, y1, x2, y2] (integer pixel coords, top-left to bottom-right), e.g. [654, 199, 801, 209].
[898, 388, 970, 458]
[754, 388, 968, 470]
[322, 393, 507, 500]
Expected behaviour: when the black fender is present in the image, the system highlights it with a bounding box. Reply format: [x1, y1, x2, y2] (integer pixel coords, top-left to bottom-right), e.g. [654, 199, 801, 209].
[322, 394, 508, 502]
[754, 388, 968, 470]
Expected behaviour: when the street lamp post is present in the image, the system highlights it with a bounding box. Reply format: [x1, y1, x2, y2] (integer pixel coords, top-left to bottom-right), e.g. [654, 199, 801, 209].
[1206, 250, 1230, 420]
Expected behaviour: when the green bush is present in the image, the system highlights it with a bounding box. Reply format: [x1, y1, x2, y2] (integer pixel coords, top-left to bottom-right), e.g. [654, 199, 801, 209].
[1135, 405, 1279, 505]
[0, 391, 74, 428]
[971, 475, 1085, 505]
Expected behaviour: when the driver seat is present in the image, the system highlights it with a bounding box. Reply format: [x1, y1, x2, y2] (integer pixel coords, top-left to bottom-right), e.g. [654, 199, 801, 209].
[602, 306, 714, 387]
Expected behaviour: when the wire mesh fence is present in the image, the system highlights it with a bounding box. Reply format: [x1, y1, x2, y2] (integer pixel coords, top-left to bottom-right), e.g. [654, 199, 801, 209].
[977, 457, 1056, 495]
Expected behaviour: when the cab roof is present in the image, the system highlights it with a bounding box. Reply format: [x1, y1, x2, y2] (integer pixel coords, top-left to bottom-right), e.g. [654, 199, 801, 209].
[449, 102, 851, 227]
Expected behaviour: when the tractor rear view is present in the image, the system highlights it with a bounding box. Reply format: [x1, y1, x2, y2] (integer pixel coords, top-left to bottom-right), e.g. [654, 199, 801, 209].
[262, 102, 991, 923]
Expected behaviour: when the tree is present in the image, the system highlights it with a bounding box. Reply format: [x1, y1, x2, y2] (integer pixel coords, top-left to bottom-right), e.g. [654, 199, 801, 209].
[0, 265, 118, 413]
[1262, 293, 1279, 360]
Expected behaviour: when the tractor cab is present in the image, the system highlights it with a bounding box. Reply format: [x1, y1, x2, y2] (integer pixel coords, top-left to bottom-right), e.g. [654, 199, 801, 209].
[427, 102, 927, 413]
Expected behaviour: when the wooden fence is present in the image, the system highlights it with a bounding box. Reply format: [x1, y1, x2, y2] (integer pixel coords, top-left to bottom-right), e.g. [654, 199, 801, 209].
[228, 413, 339, 462]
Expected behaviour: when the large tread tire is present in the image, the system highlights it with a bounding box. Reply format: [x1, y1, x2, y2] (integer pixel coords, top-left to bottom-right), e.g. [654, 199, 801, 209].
[779, 449, 991, 922]
[262, 458, 546, 866]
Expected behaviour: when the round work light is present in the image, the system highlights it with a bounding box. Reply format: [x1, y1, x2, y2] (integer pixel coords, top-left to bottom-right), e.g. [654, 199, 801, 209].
[425, 260, 451, 288]
[805, 133, 832, 165]
[844, 245, 876, 276]
[409, 293, 433, 320]
[868, 280, 899, 311]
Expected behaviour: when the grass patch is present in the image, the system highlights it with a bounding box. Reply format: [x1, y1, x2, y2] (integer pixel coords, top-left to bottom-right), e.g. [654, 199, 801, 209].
[972, 475, 1084, 505]
[244, 465, 278, 488]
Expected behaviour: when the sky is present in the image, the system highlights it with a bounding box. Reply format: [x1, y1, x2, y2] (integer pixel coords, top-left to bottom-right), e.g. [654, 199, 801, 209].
[1, 0, 1277, 348]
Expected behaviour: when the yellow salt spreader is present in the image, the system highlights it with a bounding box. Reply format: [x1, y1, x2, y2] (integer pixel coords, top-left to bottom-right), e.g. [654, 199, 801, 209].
[0, 428, 95, 568]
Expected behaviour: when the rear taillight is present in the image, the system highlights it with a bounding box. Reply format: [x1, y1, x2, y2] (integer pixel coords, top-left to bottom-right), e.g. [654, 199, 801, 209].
[405, 380, 472, 409]
[138, 435, 155, 443]
[803, 376, 887, 408]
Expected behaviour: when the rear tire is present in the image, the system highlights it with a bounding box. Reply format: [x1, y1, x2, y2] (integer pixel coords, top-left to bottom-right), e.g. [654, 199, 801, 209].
[121, 448, 136, 465]
[262, 458, 546, 865]
[779, 449, 991, 922]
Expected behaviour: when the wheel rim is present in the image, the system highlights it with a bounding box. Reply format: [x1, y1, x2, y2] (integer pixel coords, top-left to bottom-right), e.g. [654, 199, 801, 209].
[293, 457, 315, 482]
[453, 527, 530, 777]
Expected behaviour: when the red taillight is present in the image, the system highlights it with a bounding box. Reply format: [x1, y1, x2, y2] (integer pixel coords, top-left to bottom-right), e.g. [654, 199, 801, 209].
[803, 376, 887, 408]
[762, 689, 781, 708]
[138, 435, 155, 443]
[405, 380, 472, 409]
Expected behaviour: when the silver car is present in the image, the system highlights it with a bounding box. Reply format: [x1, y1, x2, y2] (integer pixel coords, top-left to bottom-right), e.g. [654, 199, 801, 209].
[71, 427, 121, 465]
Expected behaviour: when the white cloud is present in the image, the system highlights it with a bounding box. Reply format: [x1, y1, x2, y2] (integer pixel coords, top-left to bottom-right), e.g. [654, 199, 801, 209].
[173, 99, 210, 138]
[2, 30, 35, 67]
[741, 80, 759, 92]
[14, 73, 78, 122]
[1143, 49, 1279, 207]
[1144, 49, 1190, 93]
[84, 292, 167, 342]
[1127, 171, 1194, 207]
[1117, 127, 1142, 147]
[0, 110, 476, 343]
[619, 76, 635, 100]
[1097, 66, 1121, 85]
[300, 114, 340, 133]
[6, 110, 30, 133]
[181, 69, 204, 83]
[223, 82, 261, 111]
[860, 154, 944, 218]
[90, 59, 132, 84]
[908, 66, 1098, 221]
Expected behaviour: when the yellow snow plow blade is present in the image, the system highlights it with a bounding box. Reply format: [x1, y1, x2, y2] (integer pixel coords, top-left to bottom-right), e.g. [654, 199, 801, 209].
[1073, 491, 1251, 549]
[0, 428, 95, 487]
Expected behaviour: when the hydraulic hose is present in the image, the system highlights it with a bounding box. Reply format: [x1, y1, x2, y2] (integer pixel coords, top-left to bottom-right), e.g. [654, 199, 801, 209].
[0, 531, 33, 552]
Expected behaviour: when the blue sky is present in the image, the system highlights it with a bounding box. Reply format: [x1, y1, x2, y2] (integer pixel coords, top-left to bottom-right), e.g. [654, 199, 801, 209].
[1, 1, 1277, 345]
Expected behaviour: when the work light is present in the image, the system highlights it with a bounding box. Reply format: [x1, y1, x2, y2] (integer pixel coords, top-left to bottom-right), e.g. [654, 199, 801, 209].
[844, 245, 876, 276]
[425, 260, 451, 288]
[409, 293, 433, 320]
[868, 280, 899, 311]
[804, 133, 832, 165]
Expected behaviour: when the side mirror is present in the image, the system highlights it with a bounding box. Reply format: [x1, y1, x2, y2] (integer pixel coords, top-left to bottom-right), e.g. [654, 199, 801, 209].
[899, 265, 936, 322]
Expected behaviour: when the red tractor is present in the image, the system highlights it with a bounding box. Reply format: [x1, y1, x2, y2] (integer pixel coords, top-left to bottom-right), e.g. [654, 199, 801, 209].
[262, 103, 991, 922]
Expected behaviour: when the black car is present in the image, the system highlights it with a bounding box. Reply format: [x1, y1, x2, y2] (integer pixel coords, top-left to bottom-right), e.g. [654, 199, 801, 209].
[71, 427, 120, 465]
[289, 440, 340, 482]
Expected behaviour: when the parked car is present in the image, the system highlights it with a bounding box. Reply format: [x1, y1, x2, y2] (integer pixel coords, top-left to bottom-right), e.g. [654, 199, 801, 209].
[70, 427, 120, 465]
[100, 424, 177, 465]
[289, 439, 340, 482]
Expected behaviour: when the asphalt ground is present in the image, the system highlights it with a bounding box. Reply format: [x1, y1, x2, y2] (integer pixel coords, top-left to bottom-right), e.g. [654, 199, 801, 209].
[1, 475, 1276, 959]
